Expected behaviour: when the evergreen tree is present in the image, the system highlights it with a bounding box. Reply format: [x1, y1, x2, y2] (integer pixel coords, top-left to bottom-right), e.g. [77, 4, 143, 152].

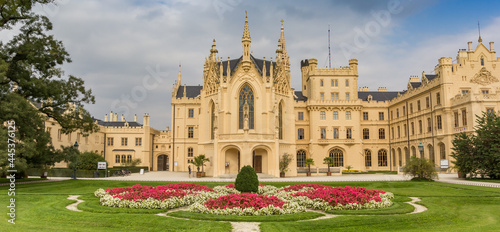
[0, 1, 98, 173]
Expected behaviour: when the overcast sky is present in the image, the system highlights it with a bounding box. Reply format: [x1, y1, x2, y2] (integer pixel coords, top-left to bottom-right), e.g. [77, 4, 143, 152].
[28, 0, 500, 130]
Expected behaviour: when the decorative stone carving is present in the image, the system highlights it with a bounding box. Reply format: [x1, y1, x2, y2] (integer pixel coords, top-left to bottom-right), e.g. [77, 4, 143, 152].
[470, 67, 499, 86]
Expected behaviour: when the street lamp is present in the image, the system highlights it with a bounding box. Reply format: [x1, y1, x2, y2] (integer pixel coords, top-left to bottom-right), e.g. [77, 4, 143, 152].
[72, 141, 79, 180]
[418, 142, 424, 159]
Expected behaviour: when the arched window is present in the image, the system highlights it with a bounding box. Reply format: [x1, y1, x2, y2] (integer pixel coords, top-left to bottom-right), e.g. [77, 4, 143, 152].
[297, 150, 306, 167]
[392, 149, 396, 166]
[379, 128, 385, 139]
[329, 148, 343, 167]
[481, 57, 484, 66]
[405, 147, 410, 164]
[239, 84, 254, 129]
[188, 147, 193, 157]
[365, 149, 371, 167]
[279, 102, 283, 139]
[363, 128, 369, 139]
[378, 149, 387, 166]
[398, 148, 402, 167]
[211, 102, 215, 139]
[411, 146, 416, 157]
[428, 144, 434, 164]
[439, 143, 446, 159]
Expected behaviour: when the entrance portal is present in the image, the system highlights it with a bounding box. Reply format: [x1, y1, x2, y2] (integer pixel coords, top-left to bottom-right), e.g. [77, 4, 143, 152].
[225, 148, 240, 174]
[157, 155, 169, 171]
[254, 155, 262, 173]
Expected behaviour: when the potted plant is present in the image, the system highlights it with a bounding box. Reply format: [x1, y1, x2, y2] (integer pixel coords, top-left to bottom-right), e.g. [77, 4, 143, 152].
[279, 153, 292, 178]
[190, 154, 210, 178]
[323, 157, 333, 176]
[305, 158, 315, 176]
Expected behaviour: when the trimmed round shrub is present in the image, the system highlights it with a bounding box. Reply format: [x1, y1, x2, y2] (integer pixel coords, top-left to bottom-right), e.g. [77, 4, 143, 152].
[235, 165, 259, 193]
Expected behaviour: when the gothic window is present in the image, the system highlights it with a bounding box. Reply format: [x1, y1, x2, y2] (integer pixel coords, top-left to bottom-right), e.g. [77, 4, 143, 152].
[379, 112, 384, 120]
[298, 112, 304, 120]
[333, 128, 339, 139]
[279, 102, 283, 139]
[462, 109, 467, 126]
[481, 57, 484, 66]
[320, 111, 326, 120]
[211, 102, 215, 139]
[297, 150, 306, 167]
[365, 150, 372, 166]
[439, 143, 446, 159]
[329, 149, 343, 167]
[188, 147, 193, 157]
[127, 155, 132, 162]
[346, 111, 351, 120]
[188, 108, 194, 118]
[115, 155, 120, 163]
[188, 127, 194, 138]
[239, 84, 254, 129]
[346, 128, 352, 139]
[320, 128, 327, 139]
[378, 149, 387, 166]
[333, 111, 338, 120]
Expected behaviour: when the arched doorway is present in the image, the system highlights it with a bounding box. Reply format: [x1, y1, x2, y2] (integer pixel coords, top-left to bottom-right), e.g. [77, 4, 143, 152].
[225, 148, 240, 174]
[157, 154, 169, 171]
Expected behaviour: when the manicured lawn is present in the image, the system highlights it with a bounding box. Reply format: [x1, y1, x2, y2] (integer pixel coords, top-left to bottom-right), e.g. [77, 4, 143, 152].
[1, 180, 500, 231]
[0, 178, 47, 184]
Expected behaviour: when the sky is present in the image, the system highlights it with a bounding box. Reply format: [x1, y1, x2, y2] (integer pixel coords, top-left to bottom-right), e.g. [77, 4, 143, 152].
[25, 0, 500, 130]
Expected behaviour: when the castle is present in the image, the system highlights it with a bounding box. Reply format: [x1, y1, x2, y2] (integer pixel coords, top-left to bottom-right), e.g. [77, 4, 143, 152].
[50, 15, 500, 177]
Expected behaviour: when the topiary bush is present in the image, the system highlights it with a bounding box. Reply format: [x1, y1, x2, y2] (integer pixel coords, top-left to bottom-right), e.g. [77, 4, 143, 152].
[235, 165, 259, 193]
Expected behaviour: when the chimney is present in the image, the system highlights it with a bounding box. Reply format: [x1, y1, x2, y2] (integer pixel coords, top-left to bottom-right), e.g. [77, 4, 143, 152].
[362, 86, 369, 92]
[378, 87, 387, 92]
[114, 114, 118, 122]
[110, 112, 114, 122]
[104, 114, 108, 122]
[134, 114, 137, 122]
[490, 42, 495, 51]
[121, 114, 125, 122]
[468, 41, 472, 51]
[409, 76, 420, 83]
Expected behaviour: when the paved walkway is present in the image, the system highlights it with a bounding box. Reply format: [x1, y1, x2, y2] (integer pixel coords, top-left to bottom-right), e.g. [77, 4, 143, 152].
[15, 172, 499, 188]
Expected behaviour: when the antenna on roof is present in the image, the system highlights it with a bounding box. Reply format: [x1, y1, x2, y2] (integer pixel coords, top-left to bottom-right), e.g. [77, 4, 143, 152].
[328, 25, 332, 68]
[478, 21, 482, 43]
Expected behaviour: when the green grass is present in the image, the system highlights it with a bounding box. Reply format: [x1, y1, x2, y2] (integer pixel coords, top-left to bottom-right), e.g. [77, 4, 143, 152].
[167, 211, 324, 222]
[342, 171, 398, 175]
[1, 180, 500, 231]
[0, 178, 47, 184]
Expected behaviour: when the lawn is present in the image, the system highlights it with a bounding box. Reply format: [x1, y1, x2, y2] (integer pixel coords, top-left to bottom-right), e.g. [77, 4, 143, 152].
[1, 180, 500, 231]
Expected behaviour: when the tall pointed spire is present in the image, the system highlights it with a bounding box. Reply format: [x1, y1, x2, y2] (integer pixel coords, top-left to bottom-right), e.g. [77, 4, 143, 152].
[478, 21, 483, 43]
[241, 11, 251, 71]
[279, 19, 287, 58]
[210, 39, 218, 61]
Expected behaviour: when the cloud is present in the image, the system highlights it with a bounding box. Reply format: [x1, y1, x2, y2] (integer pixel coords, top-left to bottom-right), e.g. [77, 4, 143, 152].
[28, 0, 500, 130]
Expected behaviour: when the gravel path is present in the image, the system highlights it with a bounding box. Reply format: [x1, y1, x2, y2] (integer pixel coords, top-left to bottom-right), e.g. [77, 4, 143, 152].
[66, 195, 83, 212]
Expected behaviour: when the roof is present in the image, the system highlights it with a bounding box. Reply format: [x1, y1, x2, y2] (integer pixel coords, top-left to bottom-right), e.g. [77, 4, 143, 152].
[410, 82, 421, 89]
[95, 119, 143, 127]
[358, 91, 400, 101]
[219, 55, 275, 76]
[112, 149, 136, 151]
[175, 86, 203, 98]
[294, 91, 308, 102]
[425, 74, 438, 81]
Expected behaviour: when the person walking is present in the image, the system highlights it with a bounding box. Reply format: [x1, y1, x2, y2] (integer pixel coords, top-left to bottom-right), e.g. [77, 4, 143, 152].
[188, 165, 191, 178]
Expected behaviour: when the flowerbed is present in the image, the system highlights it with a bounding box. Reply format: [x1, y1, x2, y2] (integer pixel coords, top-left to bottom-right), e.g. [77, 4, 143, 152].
[188, 192, 305, 215]
[94, 183, 393, 214]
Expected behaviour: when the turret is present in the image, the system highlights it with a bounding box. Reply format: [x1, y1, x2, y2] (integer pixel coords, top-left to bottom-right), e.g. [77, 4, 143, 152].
[241, 11, 251, 71]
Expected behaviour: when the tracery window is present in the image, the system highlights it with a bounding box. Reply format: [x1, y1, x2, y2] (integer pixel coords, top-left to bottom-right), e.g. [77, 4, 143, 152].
[239, 84, 254, 129]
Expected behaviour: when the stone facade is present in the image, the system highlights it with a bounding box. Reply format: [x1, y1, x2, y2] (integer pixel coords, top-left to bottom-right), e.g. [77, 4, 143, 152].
[48, 16, 500, 177]
[166, 16, 500, 177]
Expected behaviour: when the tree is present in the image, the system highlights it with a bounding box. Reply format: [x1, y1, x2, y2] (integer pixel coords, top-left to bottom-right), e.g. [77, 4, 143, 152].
[0, 1, 98, 172]
[279, 153, 292, 174]
[68, 151, 106, 170]
[452, 111, 500, 179]
[189, 154, 209, 173]
[403, 156, 438, 181]
[305, 158, 314, 174]
[323, 157, 333, 173]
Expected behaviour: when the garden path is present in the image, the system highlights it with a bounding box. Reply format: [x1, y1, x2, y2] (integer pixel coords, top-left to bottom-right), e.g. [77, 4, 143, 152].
[66, 195, 83, 212]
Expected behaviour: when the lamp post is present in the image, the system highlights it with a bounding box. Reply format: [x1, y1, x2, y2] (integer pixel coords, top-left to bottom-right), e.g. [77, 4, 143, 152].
[72, 141, 79, 180]
[418, 142, 424, 159]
